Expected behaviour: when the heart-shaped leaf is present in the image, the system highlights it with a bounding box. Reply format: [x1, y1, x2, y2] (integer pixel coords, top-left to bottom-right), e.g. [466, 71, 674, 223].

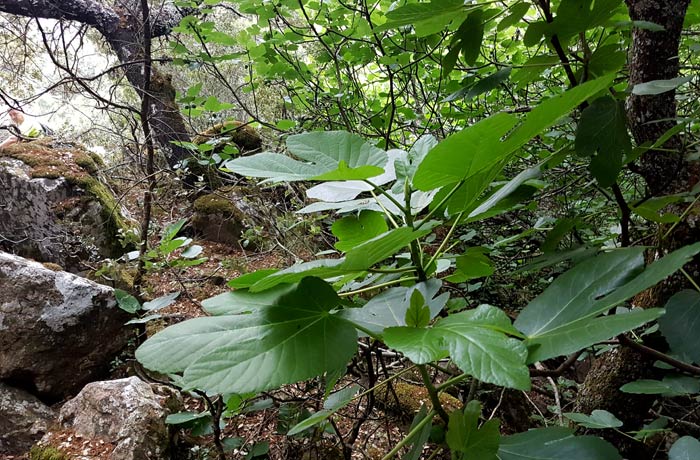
[136, 277, 358, 394]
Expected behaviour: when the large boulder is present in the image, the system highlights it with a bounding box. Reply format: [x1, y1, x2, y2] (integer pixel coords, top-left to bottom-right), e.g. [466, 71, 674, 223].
[52, 377, 182, 460]
[0, 383, 56, 455]
[0, 252, 132, 401]
[0, 140, 132, 273]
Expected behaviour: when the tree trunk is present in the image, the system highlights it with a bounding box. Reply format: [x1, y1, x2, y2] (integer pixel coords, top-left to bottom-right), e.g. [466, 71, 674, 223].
[0, 0, 192, 168]
[625, 0, 691, 196]
[575, 1, 698, 457]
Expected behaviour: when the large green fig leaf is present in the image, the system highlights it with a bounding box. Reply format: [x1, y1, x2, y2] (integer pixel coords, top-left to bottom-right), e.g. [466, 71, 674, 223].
[498, 427, 621, 460]
[339, 279, 448, 335]
[413, 113, 518, 191]
[384, 305, 530, 390]
[202, 283, 296, 315]
[136, 277, 357, 394]
[413, 75, 613, 212]
[517, 243, 700, 362]
[225, 131, 386, 183]
[525, 309, 663, 363]
[575, 96, 631, 187]
[332, 210, 389, 252]
[516, 248, 645, 336]
[669, 436, 700, 460]
[659, 290, 700, 363]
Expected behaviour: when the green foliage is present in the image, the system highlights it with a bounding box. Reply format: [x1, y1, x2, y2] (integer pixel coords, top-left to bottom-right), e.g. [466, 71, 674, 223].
[497, 427, 622, 460]
[137, 122, 699, 456]
[575, 96, 631, 186]
[446, 401, 500, 460]
[516, 245, 700, 362]
[137, 277, 358, 394]
[29, 446, 69, 460]
[669, 436, 700, 460]
[620, 375, 700, 396]
[384, 305, 530, 389]
[127, 219, 207, 270]
[659, 290, 700, 363]
[287, 385, 360, 435]
[134, 0, 700, 457]
[563, 410, 623, 429]
[225, 131, 386, 183]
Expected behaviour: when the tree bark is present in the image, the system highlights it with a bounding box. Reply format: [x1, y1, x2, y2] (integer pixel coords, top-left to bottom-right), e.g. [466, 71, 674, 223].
[625, 0, 691, 196]
[575, 2, 697, 457]
[0, 0, 192, 168]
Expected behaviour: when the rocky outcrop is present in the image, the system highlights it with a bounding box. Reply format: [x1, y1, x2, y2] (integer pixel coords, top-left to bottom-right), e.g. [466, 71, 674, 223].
[0, 383, 56, 455]
[0, 140, 132, 273]
[52, 377, 182, 460]
[0, 252, 132, 401]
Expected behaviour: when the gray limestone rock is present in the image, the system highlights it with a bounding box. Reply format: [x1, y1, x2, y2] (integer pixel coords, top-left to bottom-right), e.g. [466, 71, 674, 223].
[0, 383, 56, 455]
[0, 252, 132, 401]
[56, 377, 182, 460]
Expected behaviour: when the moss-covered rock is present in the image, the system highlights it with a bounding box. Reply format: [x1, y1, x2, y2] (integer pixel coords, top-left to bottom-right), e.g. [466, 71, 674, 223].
[374, 381, 462, 421]
[192, 120, 262, 152]
[0, 139, 135, 273]
[191, 185, 276, 249]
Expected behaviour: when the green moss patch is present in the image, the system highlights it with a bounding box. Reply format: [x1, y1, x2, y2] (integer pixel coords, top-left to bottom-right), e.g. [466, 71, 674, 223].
[193, 192, 238, 215]
[374, 381, 462, 420]
[29, 445, 69, 460]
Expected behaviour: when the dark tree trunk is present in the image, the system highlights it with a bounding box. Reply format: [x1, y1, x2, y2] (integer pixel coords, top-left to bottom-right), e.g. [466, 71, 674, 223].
[0, 0, 192, 168]
[575, 2, 698, 458]
[625, 0, 691, 196]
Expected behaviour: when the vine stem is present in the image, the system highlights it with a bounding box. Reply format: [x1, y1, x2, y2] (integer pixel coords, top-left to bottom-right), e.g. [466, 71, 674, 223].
[380, 409, 437, 460]
[133, 0, 156, 293]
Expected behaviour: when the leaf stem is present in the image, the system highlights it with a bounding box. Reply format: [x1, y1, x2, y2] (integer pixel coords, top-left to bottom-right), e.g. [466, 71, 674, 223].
[380, 408, 437, 460]
[370, 189, 401, 229]
[418, 364, 449, 424]
[415, 180, 465, 229]
[426, 211, 464, 270]
[338, 277, 418, 297]
[363, 179, 407, 216]
[436, 372, 471, 393]
[681, 268, 700, 292]
[367, 266, 417, 274]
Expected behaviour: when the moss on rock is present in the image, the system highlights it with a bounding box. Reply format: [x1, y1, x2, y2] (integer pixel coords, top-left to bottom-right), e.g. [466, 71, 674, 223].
[193, 191, 239, 216]
[29, 445, 69, 460]
[374, 381, 462, 421]
[193, 120, 262, 152]
[0, 139, 134, 258]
